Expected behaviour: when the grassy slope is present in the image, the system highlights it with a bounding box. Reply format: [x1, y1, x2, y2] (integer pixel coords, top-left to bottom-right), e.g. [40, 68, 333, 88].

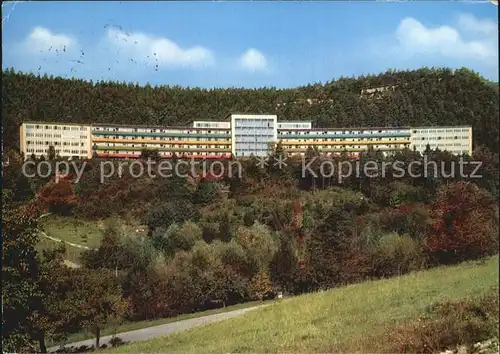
[39, 215, 106, 248]
[105, 255, 499, 354]
[36, 215, 145, 263]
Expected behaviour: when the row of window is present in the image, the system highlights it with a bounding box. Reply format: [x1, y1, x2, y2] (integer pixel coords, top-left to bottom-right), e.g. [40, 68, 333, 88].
[26, 148, 87, 154]
[235, 142, 270, 147]
[414, 143, 469, 148]
[280, 138, 407, 143]
[97, 143, 228, 149]
[194, 123, 229, 128]
[234, 134, 274, 138]
[234, 123, 274, 129]
[278, 130, 408, 135]
[413, 129, 469, 133]
[277, 123, 311, 129]
[99, 151, 229, 156]
[419, 136, 468, 140]
[26, 141, 86, 146]
[94, 127, 230, 134]
[96, 136, 230, 142]
[284, 144, 408, 149]
[26, 125, 87, 131]
[26, 133, 88, 139]
[26, 133, 65, 138]
[235, 148, 270, 153]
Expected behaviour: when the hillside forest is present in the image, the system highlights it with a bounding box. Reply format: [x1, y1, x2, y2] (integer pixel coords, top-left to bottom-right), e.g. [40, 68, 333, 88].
[2, 67, 499, 353]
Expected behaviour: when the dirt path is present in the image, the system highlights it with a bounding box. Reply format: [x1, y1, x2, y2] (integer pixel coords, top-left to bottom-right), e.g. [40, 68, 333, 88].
[48, 305, 266, 352]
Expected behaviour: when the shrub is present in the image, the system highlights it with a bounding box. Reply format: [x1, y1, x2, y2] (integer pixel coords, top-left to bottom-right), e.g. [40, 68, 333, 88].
[235, 222, 279, 273]
[215, 240, 254, 278]
[385, 288, 499, 353]
[388, 181, 428, 207]
[192, 181, 220, 205]
[144, 200, 199, 233]
[109, 336, 126, 348]
[82, 222, 154, 274]
[151, 221, 202, 258]
[366, 203, 432, 241]
[369, 233, 424, 278]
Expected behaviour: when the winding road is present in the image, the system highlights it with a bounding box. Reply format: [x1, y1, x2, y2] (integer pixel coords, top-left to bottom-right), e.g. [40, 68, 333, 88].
[48, 305, 266, 352]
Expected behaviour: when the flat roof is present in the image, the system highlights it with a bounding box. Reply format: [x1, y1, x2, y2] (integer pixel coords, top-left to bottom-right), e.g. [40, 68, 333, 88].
[223, 112, 277, 121]
[91, 122, 229, 130]
[20, 121, 472, 132]
[278, 126, 413, 131]
[410, 126, 472, 129]
[278, 121, 312, 124]
[21, 121, 90, 127]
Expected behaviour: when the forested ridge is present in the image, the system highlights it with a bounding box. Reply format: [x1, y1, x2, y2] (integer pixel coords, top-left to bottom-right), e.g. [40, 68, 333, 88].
[2, 66, 499, 152]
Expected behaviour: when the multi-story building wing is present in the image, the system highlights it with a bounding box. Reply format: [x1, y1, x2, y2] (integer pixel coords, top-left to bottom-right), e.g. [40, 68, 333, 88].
[229, 114, 278, 157]
[91, 123, 232, 159]
[277, 125, 412, 157]
[20, 122, 91, 159]
[409, 126, 472, 156]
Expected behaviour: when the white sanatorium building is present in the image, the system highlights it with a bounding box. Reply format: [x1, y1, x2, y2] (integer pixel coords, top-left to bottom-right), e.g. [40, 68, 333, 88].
[19, 114, 473, 159]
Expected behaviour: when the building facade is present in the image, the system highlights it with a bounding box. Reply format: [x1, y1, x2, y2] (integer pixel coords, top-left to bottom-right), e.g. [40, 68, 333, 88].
[19, 115, 473, 159]
[230, 114, 278, 157]
[277, 125, 412, 157]
[20, 122, 92, 159]
[91, 123, 232, 159]
[409, 126, 473, 156]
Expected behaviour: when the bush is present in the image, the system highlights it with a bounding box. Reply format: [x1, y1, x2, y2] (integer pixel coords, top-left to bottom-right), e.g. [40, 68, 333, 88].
[366, 203, 432, 241]
[192, 181, 220, 205]
[152, 221, 202, 258]
[216, 240, 254, 278]
[144, 200, 199, 233]
[385, 288, 499, 353]
[369, 233, 424, 278]
[235, 222, 279, 273]
[109, 336, 126, 348]
[388, 181, 428, 207]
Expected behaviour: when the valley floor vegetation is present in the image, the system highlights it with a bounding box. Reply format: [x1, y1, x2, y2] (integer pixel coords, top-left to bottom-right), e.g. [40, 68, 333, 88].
[102, 256, 499, 354]
[2, 67, 499, 353]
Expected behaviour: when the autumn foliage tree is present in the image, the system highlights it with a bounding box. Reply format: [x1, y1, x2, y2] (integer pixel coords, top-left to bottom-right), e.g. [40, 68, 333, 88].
[72, 268, 129, 348]
[425, 181, 499, 264]
[37, 180, 78, 216]
[32, 247, 83, 353]
[247, 269, 274, 301]
[2, 207, 41, 353]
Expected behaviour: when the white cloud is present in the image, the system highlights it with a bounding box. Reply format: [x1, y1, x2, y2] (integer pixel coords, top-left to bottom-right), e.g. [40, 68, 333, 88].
[24, 26, 75, 54]
[239, 48, 268, 72]
[457, 13, 497, 36]
[106, 28, 214, 68]
[393, 15, 497, 62]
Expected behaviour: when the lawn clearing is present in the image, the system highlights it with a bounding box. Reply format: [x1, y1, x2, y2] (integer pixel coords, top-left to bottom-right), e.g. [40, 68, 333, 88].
[36, 215, 146, 264]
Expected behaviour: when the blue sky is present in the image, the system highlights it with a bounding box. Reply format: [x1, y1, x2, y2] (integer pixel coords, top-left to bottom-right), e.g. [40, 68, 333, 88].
[2, 1, 498, 88]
